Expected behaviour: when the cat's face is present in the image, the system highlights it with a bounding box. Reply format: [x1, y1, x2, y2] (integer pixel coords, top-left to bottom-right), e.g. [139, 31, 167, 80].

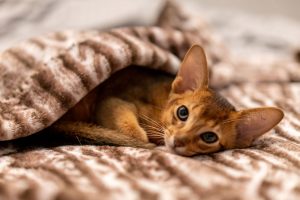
[162, 88, 235, 156]
[162, 45, 284, 156]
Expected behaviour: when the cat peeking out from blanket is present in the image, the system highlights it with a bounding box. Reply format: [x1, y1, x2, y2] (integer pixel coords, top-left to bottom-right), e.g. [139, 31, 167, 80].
[53, 45, 284, 156]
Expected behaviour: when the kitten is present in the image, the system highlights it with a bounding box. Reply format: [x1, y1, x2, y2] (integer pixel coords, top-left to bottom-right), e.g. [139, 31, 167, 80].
[54, 45, 284, 156]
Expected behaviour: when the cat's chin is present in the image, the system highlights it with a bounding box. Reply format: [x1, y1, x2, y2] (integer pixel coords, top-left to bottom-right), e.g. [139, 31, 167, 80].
[173, 147, 197, 157]
[164, 137, 197, 156]
[166, 147, 197, 156]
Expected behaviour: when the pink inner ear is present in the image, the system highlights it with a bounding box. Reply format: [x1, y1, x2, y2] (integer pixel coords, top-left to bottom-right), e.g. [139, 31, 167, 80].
[172, 45, 208, 94]
[235, 108, 284, 148]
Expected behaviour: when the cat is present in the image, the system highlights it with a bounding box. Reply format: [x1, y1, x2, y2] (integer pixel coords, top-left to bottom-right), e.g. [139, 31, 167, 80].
[53, 45, 284, 156]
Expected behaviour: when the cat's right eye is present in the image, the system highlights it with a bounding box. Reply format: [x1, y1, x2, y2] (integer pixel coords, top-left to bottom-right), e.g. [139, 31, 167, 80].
[177, 105, 189, 121]
[200, 132, 218, 144]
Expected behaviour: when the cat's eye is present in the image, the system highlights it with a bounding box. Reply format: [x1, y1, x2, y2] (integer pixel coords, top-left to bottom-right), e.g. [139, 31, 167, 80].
[176, 105, 189, 121]
[200, 132, 218, 143]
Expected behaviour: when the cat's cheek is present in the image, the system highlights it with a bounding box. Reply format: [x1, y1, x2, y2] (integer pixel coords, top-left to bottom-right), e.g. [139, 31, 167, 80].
[161, 110, 173, 125]
[219, 124, 237, 149]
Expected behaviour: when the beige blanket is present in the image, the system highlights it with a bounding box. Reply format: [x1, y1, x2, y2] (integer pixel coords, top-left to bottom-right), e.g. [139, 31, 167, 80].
[0, 1, 300, 200]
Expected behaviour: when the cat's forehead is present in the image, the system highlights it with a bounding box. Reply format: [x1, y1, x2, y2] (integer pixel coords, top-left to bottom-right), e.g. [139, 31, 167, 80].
[198, 89, 236, 120]
[170, 89, 235, 115]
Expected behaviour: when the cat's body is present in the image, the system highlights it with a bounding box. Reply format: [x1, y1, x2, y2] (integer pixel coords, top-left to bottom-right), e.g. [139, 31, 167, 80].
[55, 45, 284, 156]
[95, 67, 172, 143]
[61, 67, 173, 145]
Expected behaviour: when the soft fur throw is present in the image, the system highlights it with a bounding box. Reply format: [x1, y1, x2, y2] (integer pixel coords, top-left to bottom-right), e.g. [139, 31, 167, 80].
[0, 1, 300, 200]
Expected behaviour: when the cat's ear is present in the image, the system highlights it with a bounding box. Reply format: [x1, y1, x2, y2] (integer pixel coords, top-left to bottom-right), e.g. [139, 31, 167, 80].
[233, 107, 284, 148]
[172, 45, 209, 94]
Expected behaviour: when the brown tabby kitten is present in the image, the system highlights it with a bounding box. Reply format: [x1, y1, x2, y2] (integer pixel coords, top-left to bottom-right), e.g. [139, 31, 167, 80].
[54, 45, 284, 156]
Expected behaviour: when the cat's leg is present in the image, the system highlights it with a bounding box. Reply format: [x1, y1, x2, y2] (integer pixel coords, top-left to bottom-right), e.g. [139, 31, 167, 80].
[96, 97, 149, 143]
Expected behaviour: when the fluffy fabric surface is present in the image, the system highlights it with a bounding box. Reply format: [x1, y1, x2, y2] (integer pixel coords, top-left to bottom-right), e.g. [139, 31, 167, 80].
[0, 1, 300, 200]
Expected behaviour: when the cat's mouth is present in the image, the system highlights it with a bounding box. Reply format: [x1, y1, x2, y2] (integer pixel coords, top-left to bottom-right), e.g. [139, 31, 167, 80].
[164, 135, 197, 156]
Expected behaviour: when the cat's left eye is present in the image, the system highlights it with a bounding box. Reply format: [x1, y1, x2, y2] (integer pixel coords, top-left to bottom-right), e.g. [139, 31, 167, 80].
[177, 105, 189, 121]
[200, 132, 218, 143]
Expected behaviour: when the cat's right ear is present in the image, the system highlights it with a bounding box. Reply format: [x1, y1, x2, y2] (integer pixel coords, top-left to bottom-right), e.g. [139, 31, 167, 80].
[171, 45, 209, 94]
[233, 107, 284, 148]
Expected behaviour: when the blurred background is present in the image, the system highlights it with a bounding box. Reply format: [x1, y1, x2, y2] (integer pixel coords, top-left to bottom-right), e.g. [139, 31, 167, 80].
[193, 0, 300, 20]
[0, 0, 299, 56]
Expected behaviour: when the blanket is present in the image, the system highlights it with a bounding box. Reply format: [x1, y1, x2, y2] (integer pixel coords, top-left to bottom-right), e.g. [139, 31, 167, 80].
[0, 1, 300, 199]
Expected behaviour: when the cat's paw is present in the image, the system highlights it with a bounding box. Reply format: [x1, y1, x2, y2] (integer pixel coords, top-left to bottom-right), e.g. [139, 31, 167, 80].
[132, 126, 149, 143]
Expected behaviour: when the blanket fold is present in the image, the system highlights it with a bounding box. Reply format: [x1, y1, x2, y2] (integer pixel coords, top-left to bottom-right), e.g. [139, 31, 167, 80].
[0, 27, 196, 140]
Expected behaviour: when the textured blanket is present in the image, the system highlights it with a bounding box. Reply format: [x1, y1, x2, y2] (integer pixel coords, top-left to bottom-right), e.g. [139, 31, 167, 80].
[0, 1, 300, 200]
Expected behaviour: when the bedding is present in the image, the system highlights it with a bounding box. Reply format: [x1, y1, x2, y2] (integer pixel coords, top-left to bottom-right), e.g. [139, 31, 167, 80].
[0, 1, 300, 199]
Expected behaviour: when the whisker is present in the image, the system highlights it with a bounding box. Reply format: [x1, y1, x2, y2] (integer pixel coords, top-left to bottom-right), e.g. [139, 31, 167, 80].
[143, 128, 164, 136]
[75, 136, 82, 145]
[140, 121, 165, 134]
[148, 135, 164, 139]
[145, 130, 164, 137]
[147, 130, 165, 136]
[147, 134, 163, 138]
[147, 133, 164, 139]
[161, 121, 168, 129]
[138, 114, 169, 142]
[140, 116, 161, 128]
[144, 130, 164, 137]
[147, 132, 164, 138]
[139, 122, 160, 128]
[139, 116, 155, 125]
[140, 123, 164, 133]
[139, 114, 166, 129]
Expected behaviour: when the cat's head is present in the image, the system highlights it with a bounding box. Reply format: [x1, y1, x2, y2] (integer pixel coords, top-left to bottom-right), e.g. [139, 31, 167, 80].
[162, 45, 284, 156]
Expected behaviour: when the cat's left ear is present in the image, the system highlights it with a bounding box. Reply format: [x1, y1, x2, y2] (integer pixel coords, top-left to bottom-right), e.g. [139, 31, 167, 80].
[233, 107, 284, 148]
[172, 44, 209, 94]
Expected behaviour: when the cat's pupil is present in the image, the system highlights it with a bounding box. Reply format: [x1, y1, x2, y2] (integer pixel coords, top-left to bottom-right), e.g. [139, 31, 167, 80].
[200, 132, 218, 143]
[177, 105, 189, 121]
